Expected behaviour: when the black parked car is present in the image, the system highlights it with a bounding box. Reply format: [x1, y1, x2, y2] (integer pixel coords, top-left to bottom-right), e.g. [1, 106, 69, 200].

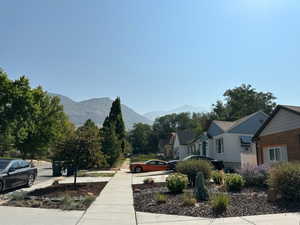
[168, 155, 224, 171]
[0, 159, 37, 192]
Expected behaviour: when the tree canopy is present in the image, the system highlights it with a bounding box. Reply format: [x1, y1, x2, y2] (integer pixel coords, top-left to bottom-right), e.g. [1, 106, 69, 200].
[212, 84, 276, 121]
[0, 69, 72, 159]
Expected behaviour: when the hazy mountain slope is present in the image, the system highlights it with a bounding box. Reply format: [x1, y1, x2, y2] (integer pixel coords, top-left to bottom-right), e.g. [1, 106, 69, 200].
[49, 93, 152, 129]
[143, 105, 207, 121]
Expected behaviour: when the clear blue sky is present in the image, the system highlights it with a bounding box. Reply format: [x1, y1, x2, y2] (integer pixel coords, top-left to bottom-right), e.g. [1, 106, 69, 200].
[1, 0, 300, 114]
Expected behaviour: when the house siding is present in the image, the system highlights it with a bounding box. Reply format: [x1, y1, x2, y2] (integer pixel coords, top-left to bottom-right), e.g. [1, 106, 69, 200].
[257, 128, 300, 165]
[210, 133, 254, 168]
[261, 109, 300, 136]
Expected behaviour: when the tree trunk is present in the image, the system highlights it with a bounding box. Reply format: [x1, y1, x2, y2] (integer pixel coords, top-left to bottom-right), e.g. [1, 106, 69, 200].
[74, 166, 78, 189]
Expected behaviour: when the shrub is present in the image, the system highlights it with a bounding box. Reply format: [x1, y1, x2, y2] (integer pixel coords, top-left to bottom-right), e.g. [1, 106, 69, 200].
[268, 162, 300, 201]
[81, 196, 96, 207]
[239, 164, 269, 188]
[194, 172, 209, 201]
[154, 193, 167, 204]
[61, 194, 79, 210]
[211, 170, 224, 185]
[224, 173, 245, 192]
[166, 173, 188, 194]
[143, 178, 155, 184]
[210, 193, 230, 215]
[10, 191, 28, 201]
[182, 192, 197, 206]
[176, 160, 213, 186]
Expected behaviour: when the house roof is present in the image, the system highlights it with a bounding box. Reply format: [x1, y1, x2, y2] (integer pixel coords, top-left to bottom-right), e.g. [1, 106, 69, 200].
[177, 129, 196, 145]
[158, 133, 176, 149]
[253, 105, 300, 139]
[213, 121, 235, 132]
[213, 111, 267, 133]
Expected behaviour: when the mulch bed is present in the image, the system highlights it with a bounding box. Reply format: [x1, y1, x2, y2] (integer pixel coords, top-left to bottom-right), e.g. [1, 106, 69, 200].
[30, 182, 106, 197]
[3, 182, 107, 210]
[133, 183, 300, 218]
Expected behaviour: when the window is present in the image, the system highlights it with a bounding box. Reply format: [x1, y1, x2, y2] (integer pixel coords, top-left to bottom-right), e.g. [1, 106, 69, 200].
[216, 138, 224, 154]
[269, 147, 281, 161]
[202, 141, 207, 156]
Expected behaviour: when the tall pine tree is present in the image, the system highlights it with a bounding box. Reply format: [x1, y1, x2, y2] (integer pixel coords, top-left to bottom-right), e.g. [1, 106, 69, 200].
[101, 97, 126, 166]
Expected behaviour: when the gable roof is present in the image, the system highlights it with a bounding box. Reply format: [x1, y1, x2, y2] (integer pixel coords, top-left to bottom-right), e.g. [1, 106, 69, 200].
[253, 105, 300, 139]
[176, 129, 196, 145]
[213, 121, 235, 132]
[209, 111, 268, 136]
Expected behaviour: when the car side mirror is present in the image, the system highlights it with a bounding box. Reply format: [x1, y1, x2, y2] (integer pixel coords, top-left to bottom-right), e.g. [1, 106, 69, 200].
[8, 167, 16, 173]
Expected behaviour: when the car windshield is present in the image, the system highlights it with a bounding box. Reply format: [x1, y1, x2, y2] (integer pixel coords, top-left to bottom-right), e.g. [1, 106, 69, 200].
[0, 160, 10, 170]
[183, 156, 194, 161]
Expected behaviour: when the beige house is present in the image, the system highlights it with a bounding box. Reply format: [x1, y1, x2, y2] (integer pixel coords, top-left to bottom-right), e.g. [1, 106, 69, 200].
[254, 105, 300, 165]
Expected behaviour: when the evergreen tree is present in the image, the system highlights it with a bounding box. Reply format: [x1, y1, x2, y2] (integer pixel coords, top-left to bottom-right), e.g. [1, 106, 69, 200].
[101, 122, 120, 166]
[101, 97, 126, 166]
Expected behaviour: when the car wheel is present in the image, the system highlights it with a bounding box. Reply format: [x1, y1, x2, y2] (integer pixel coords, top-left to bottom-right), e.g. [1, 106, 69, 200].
[134, 167, 142, 173]
[0, 181, 3, 193]
[27, 174, 35, 187]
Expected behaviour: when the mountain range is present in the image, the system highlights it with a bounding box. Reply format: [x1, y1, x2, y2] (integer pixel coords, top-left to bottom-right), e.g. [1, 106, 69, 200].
[143, 105, 207, 121]
[49, 93, 207, 129]
[49, 93, 152, 129]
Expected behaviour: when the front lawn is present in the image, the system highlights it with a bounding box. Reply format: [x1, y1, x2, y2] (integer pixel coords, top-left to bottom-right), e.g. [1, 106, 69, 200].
[132, 182, 300, 218]
[132, 161, 300, 218]
[2, 182, 106, 210]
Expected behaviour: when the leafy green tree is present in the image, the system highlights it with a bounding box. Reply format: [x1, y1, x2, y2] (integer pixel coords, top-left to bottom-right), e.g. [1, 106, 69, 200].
[76, 119, 107, 168]
[212, 84, 276, 121]
[0, 69, 73, 159]
[129, 123, 158, 154]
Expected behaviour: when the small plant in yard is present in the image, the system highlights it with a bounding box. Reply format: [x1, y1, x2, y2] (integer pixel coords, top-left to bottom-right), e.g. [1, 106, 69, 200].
[224, 173, 245, 192]
[210, 193, 230, 215]
[143, 178, 155, 184]
[176, 160, 213, 186]
[211, 170, 224, 185]
[10, 191, 28, 201]
[166, 173, 188, 194]
[61, 194, 79, 210]
[194, 172, 209, 201]
[154, 193, 167, 204]
[182, 192, 197, 206]
[239, 164, 269, 188]
[80, 195, 96, 207]
[268, 162, 300, 201]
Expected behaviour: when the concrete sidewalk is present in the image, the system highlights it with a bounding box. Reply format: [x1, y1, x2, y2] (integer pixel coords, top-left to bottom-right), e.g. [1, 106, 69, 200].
[78, 160, 136, 225]
[0, 206, 84, 225]
[136, 212, 300, 225]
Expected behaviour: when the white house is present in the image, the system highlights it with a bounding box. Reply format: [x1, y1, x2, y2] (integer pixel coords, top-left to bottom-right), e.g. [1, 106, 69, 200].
[173, 130, 196, 160]
[207, 111, 268, 169]
[186, 134, 209, 157]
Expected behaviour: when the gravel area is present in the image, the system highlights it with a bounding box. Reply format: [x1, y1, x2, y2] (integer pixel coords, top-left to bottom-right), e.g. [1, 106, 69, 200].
[2, 182, 107, 210]
[133, 183, 300, 218]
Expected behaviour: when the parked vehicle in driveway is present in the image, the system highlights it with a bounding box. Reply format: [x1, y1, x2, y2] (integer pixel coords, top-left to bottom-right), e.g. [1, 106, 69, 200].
[130, 160, 171, 173]
[0, 159, 38, 192]
[168, 155, 224, 171]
